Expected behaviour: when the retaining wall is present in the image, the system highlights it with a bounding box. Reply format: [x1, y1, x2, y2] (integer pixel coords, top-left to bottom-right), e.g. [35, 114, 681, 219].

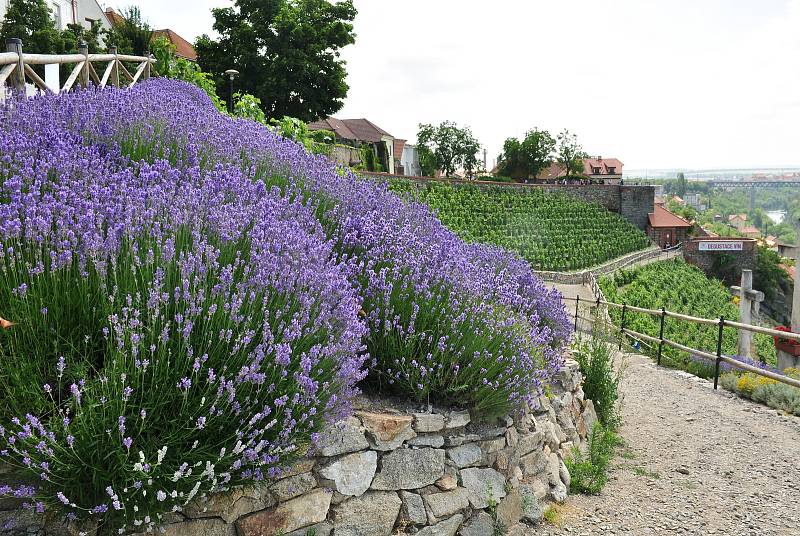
[362, 173, 655, 231]
[1, 359, 596, 536]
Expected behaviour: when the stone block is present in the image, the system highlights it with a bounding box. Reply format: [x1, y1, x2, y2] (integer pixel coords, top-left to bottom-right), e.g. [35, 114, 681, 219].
[423, 488, 470, 523]
[371, 448, 445, 490]
[414, 412, 445, 433]
[435, 473, 458, 491]
[236, 488, 331, 536]
[161, 518, 236, 536]
[459, 467, 506, 509]
[400, 491, 427, 526]
[407, 434, 445, 448]
[317, 416, 369, 457]
[357, 411, 416, 450]
[479, 437, 506, 455]
[416, 513, 464, 536]
[270, 471, 316, 502]
[459, 512, 495, 536]
[447, 443, 482, 468]
[332, 491, 401, 536]
[445, 410, 470, 429]
[318, 450, 376, 496]
[185, 484, 275, 524]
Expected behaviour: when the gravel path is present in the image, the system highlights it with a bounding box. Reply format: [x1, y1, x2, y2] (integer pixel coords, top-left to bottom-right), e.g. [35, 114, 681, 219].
[533, 352, 800, 536]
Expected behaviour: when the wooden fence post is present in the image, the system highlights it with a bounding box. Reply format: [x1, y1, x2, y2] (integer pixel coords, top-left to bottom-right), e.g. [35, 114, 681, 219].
[144, 53, 152, 80]
[619, 303, 627, 350]
[78, 42, 89, 88]
[574, 295, 580, 332]
[6, 38, 25, 92]
[737, 269, 754, 359]
[109, 46, 120, 88]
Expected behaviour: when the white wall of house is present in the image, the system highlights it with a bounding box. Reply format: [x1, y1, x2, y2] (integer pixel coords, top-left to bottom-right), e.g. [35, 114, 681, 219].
[0, 0, 110, 35]
[401, 145, 422, 177]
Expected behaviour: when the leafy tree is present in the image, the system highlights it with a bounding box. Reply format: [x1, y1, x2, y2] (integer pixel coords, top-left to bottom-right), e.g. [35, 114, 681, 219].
[195, 0, 357, 122]
[556, 129, 587, 177]
[0, 0, 63, 55]
[417, 121, 481, 178]
[497, 128, 555, 180]
[61, 20, 104, 53]
[105, 6, 152, 56]
[676, 172, 687, 198]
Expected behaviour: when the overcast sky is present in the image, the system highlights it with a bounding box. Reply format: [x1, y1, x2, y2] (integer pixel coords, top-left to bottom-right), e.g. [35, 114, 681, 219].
[113, 0, 800, 171]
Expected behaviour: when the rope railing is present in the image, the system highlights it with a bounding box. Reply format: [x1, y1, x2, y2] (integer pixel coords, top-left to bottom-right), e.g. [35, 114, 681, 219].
[575, 295, 800, 391]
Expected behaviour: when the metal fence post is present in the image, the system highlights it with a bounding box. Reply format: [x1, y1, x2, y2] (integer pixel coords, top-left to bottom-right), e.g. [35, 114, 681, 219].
[78, 42, 89, 88]
[6, 38, 25, 92]
[574, 295, 580, 332]
[714, 316, 725, 389]
[619, 303, 627, 350]
[657, 307, 666, 366]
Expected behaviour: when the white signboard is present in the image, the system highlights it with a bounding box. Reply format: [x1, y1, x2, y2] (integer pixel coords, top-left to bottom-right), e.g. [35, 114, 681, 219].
[699, 241, 744, 252]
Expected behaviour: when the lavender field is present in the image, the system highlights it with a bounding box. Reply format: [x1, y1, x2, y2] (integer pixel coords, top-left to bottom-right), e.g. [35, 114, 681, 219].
[0, 80, 569, 532]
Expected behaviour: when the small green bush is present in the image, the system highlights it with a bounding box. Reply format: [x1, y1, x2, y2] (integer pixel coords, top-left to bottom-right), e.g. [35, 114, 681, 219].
[565, 423, 618, 495]
[572, 322, 622, 427]
[720, 369, 800, 415]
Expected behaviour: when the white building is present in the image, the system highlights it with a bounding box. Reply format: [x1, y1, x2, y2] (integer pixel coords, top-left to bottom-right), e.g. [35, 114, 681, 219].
[0, 0, 111, 33]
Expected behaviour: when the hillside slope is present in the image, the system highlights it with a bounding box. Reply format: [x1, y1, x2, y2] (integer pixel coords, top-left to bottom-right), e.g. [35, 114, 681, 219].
[389, 180, 650, 271]
[599, 259, 776, 370]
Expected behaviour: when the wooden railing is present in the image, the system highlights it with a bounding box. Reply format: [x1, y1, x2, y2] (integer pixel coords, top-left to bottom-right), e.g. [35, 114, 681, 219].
[1, 38, 155, 99]
[573, 295, 800, 391]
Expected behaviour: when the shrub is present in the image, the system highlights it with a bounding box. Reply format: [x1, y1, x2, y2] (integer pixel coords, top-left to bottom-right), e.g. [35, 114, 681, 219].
[0, 80, 570, 530]
[565, 423, 618, 495]
[720, 368, 800, 415]
[0, 100, 366, 530]
[572, 322, 621, 428]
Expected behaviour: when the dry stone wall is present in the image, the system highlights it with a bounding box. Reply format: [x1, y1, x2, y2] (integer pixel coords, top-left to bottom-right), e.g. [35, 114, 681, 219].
[2, 359, 596, 536]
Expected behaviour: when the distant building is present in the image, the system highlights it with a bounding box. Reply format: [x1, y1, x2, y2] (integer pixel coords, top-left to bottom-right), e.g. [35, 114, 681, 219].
[739, 226, 761, 239]
[684, 193, 702, 210]
[728, 214, 748, 230]
[535, 156, 624, 184]
[0, 1, 111, 32]
[105, 8, 197, 60]
[777, 240, 798, 258]
[309, 117, 398, 174]
[647, 203, 692, 248]
[392, 139, 421, 177]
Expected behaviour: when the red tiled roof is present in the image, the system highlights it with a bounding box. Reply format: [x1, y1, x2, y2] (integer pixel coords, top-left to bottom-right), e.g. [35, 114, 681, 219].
[393, 139, 406, 160]
[583, 157, 623, 176]
[152, 29, 197, 61]
[308, 117, 393, 143]
[648, 204, 692, 228]
[728, 214, 747, 221]
[105, 8, 124, 26]
[740, 226, 760, 235]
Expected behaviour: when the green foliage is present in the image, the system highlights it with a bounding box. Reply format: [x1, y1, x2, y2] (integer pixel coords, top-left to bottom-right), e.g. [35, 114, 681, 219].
[676, 172, 687, 198]
[720, 369, 800, 415]
[556, 129, 587, 177]
[269, 117, 334, 155]
[388, 180, 649, 271]
[196, 0, 357, 121]
[565, 423, 618, 494]
[0, 0, 63, 55]
[60, 21, 104, 54]
[599, 260, 777, 369]
[356, 144, 382, 172]
[497, 128, 555, 180]
[233, 92, 268, 124]
[572, 324, 622, 428]
[417, 121, 481, 178]
[150, 37, 227, 112]
[754, 245, 793, 302]
[105, 6, 153, 56]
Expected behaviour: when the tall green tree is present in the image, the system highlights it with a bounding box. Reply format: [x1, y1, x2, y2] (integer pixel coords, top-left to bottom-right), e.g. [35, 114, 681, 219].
[497, 128, 555, 179]
[105, 6, 152, 56]
[417, 121, 481, 178]
[0, 0, 63, 55]
[676, 172, 687, 198]
[556, 129, 587, 177]
[195, 0, 357, 122]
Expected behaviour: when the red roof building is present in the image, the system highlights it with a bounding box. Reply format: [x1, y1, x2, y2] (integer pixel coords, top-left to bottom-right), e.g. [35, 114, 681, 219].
[105, 8, 197, 61]
[647, 204, 692, 248]
[535, 157, 623, 183]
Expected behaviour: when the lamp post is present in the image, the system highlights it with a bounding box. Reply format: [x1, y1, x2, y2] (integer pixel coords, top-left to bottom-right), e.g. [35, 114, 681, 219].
[224, 69, 239, 113]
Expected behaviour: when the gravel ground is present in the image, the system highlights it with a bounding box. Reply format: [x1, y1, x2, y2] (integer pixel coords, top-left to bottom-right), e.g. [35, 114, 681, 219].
[533, 352, 800, 536]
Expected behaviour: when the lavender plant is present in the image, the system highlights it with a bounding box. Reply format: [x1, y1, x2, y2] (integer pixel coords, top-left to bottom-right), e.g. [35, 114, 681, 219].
[0, 112, 366, 531]
[0, 79, 569, 531]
